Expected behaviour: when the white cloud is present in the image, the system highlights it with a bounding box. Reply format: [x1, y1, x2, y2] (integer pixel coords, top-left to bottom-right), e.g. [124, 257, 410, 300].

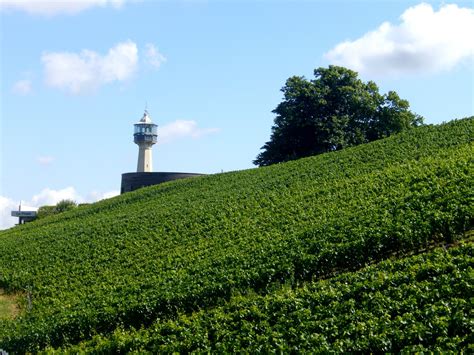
[0, 196, 18, 230]
[145, 43, 167, 69]
[31, 187, 83, 206]
[0, 188, 80, 229]
[0, 187, 120, 230]
[0, 197, 38, 230]
[37, 155, 54, 165]
[12, 79, 32, 95]
[42, 40, 138, 94]
[0, 0, 126, 16]
[158, 120, 220, 144]
[87, 190, 120, 201]
[324, 3, 474, 77]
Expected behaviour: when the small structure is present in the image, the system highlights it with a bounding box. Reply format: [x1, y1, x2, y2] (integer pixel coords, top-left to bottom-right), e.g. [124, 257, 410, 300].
[121, 109, 204, 193]
[11, 203, 37, 225]
[134, 110, 158, 172]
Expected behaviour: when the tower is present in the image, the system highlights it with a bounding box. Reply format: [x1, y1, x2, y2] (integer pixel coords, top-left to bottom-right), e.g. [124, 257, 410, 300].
[134, 110, 158, 172]
[122, 109, 203, 193]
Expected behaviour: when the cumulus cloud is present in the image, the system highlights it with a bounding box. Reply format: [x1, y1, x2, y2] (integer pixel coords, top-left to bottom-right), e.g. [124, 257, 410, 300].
[158, 120, 220, 144]
[12, 79, 33, 95]
[0, 187, 120, 230]
[0, 197, 38, 230]
[325, 3, 474, 77]
[145, 43, 166, 69]
[0, 196, 18, 230]
[0, 0, 126, 16]
[87, 190, 120, 201]
[42, 41, 138, 94]
[31, 187, 83, 206]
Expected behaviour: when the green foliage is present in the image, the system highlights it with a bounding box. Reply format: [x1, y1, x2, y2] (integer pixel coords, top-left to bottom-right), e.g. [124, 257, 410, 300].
[64, 241, 474, 353]
[0, 117, 472, 352]
[36, 205, 56, 219]
[54, 199, 77, 214]
[254, 65, 423, 166]
[37, 200, 77, 219]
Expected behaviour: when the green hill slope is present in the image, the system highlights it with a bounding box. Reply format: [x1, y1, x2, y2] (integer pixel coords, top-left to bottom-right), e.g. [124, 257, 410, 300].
[67, 240, 474, 353]
[0, 118, 472, 352]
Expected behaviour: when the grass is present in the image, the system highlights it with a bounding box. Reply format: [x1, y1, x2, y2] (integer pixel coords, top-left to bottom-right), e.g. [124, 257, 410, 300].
[0, 289, 20, 320]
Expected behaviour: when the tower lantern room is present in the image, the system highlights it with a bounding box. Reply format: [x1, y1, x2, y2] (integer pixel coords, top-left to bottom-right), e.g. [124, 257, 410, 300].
[134, 110, 158, 172]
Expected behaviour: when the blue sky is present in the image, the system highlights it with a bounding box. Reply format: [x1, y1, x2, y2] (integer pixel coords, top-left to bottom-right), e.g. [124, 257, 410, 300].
[1, 0, 473, 228]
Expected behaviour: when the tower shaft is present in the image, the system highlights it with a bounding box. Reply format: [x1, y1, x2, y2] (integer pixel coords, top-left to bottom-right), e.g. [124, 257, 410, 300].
[137, 144, 153, 172]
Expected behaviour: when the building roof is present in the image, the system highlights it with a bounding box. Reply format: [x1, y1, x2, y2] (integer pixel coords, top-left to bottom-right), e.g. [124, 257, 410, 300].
[138, 110, 153, 124]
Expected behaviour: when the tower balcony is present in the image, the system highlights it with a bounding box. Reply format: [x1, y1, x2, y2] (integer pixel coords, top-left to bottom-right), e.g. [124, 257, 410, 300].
[134, 122, 158, 145]
[134, 133, 157, 144]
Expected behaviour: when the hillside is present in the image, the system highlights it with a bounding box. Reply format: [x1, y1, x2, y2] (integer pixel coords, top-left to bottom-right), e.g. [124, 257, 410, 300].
[0, 118, 472, 352]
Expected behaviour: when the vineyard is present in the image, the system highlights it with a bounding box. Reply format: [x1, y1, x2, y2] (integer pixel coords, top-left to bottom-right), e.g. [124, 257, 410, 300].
[0, 117, 472, 352]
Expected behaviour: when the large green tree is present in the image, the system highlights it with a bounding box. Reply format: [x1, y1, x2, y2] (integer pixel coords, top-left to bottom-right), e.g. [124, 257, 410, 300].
[254, 66, 423, 166]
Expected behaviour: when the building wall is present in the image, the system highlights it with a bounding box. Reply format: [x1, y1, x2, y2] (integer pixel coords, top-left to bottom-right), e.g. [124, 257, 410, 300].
[137, 146, 153, 172]
[121, 172, 204, 194]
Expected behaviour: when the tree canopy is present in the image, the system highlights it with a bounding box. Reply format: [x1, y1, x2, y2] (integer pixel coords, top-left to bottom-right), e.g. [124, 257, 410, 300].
[37, 199, 77, 219]
[254, 66, 423, 166]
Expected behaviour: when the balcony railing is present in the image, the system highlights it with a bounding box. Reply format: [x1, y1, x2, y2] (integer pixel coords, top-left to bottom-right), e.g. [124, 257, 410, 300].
[134, 133, 157, 143]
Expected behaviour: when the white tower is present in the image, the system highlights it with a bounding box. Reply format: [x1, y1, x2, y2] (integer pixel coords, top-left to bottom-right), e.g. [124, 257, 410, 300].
[134, 110, 158, 172]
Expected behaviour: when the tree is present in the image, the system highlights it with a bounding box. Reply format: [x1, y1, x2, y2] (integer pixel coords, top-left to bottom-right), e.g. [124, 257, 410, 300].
[55, 199, 77, 213]
[37, 199, 77, 219]
[37, 205, 56, 219]
[254, 66, 423, 166]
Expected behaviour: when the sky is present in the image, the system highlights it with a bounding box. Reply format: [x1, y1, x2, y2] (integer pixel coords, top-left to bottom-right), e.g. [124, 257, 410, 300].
[1, 0, 473, 229]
